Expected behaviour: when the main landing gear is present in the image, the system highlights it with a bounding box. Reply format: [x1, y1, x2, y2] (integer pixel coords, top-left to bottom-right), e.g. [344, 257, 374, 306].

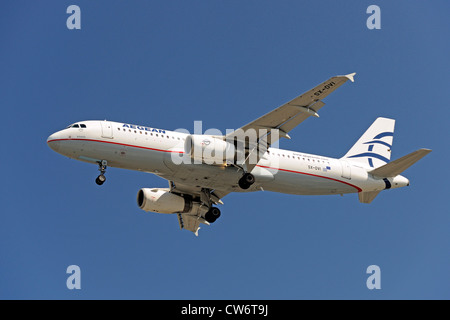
[238, 172, 255, 190]
[205, 207, 221, 223]
[95, 160, 107, 185]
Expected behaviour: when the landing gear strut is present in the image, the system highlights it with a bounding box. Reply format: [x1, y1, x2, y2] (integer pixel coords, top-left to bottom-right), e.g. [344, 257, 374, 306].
[205, 207, 221, 223]
[238, 172, 255, 190]
[95, 160, 107, 185]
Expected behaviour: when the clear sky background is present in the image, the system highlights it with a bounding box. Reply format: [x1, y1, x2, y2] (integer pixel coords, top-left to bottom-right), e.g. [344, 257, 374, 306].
[1, 1, 449, 299]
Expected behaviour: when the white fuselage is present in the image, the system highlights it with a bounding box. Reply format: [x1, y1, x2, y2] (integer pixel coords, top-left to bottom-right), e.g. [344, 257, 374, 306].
[47, 120, 409, 196]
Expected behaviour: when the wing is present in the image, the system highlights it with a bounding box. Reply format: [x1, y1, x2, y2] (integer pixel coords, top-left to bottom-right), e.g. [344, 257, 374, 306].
[169, 181, 229, 235]
[225, 73, 356, 172]
[177, 213, 205, 237]
[234, 73, 356, 141]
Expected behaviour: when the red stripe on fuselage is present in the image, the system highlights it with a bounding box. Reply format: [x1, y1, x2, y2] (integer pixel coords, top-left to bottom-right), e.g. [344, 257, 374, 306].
[47, 138, 184, 153]
[256, 164, 362, 192]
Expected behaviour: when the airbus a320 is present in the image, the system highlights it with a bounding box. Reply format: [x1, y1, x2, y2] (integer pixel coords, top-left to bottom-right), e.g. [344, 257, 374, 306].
[47, 73, 431, 235]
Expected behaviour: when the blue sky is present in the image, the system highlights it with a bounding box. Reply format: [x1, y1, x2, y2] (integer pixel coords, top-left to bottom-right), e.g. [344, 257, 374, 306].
[1, 1, 449, 299]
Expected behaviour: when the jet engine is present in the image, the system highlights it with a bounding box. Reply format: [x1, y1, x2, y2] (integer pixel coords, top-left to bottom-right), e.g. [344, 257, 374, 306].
[184, 135, 244, 164]
[137, 188, 208, 215]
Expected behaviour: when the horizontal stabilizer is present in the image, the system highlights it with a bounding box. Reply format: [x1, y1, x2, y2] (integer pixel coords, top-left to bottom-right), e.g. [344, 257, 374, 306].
[359, 191, 381, 204]
[369, 148, 432, 177]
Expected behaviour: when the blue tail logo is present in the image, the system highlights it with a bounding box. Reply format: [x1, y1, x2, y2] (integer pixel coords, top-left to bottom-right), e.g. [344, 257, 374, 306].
[347, 131, 393, 167]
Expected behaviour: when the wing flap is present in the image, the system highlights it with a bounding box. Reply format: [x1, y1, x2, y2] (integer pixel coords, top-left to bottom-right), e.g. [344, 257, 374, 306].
[168, 181, 229, 235]
[177, 213, 207, 236]
[277, 101, 326, 136]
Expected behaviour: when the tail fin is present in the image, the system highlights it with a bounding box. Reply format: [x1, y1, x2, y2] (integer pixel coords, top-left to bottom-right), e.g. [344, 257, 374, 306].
[342, 117, 395, 168]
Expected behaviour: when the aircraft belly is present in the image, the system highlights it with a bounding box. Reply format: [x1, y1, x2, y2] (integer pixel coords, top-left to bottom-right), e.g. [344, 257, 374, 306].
[114, 147, 172, 173]
[65, 140, 172, 173]
[262, 169, 357, 195]
[161, 161, 241, 191]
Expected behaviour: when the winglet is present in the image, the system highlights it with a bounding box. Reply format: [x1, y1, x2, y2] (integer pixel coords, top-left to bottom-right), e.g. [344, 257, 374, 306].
[345, 72, 356, 83]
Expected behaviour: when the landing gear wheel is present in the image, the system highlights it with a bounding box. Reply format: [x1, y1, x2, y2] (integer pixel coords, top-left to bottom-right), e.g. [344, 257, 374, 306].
[238, 173, 255, 190]
[95, 174, 106, 185]
[205, 207, 221, 223]
[95, 160, 108, 186]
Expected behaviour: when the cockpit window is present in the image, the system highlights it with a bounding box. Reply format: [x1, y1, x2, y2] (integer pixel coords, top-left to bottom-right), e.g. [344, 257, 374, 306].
[66, 123, 86, 129]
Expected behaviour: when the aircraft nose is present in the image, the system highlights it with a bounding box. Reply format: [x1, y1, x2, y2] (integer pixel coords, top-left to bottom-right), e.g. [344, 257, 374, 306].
[47, 132, 61, 152]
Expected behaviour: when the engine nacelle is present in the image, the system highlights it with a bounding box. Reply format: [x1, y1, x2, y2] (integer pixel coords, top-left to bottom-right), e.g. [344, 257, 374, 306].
[137, 188, 208, 215]
[184, 134, 244, 164]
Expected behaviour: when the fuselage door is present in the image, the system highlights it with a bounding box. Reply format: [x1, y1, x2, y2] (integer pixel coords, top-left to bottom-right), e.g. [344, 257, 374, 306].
[100, 121, 113, 139]
[340, 160, 352, 180]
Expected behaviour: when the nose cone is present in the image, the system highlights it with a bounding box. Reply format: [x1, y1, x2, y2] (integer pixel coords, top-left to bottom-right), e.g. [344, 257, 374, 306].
[393, 175, 410, 188]
[47, 132, 61, 152]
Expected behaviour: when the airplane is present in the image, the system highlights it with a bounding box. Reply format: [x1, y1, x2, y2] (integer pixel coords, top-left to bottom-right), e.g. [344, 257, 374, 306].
[47, 73, 431, 235]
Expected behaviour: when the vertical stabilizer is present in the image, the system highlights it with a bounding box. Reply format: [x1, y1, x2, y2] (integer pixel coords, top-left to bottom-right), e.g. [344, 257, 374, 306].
[342, 117, 395, 168]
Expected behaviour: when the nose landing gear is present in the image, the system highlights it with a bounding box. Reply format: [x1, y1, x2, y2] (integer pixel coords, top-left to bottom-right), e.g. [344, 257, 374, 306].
[95, 160, 108, 185]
